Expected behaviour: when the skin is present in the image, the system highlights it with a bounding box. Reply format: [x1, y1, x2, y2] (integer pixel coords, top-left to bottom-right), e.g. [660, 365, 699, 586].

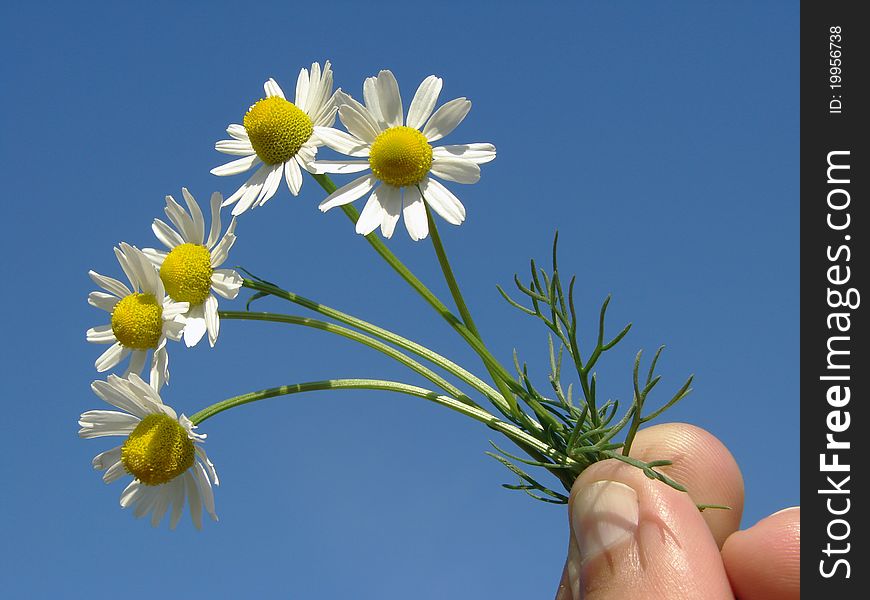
[555, 423, 800, 600]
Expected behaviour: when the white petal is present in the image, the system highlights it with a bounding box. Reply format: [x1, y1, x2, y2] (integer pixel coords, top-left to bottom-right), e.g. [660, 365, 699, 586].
[363, 76, 384, 128]
[181, 188, 206, 245]
[334, 90, 382, 135]
[196, 446, 219, 485]
[374, 70, 403, 127]
[185, 471, 203, 530]
[183, 305, 207, 348]
[204, 295, 219, 347]
[141, 248, 168, 268]
[433, 143, 497, 164]
[88, 292, 119, 312]
[150, 345, 169, 391]
[229, 164, 270, 216]
[92, 446, 122, 471]
[87, 324, 115, 343]
[165, 194, 198, 244]
[89, 271, 130, 299]
[78, 410, 139, 438]
[339, 103, 380, 144]
[210, 228, 235, 268]
[120, 480, 143, 508]
[124, 349, 147, 378]
[226, 124, 248, 140]
[195, 462, 218, 521]
[264, 77, 285, 99]
[420, 177, 466, 225]
[95, 342, 129, 372]
[355, 189, 386, 236]
[90, 377, 150, 417]
[253, 163, 283, 208]
[294, 67, 310, 113]
[112, 246, 139, 292]
[163, 318, 186, 342]
[319, 175, 376, 211]
[211, 269, 242, 299]
[310, 159, 371, 175]
[379, 185, 402, 239]
[312, 97, 339, 128]
[304, 62, 325, 117]
[422, 98, 471, 142]
[407, 76, 443, 130]
[205, 192, 223, 249]
[215, 139, 255, 156]
[284, 158, 302, 196]
[312, 126, 369, 157]
[162, 300, 190, 320]
[125, 246, 160, 295]
[152, 219, 184, 250]
[211, 154, 261, 177]
[308, 62, 336, 124]
[402, 187, 429, 241]
[429, 157, 480, 184]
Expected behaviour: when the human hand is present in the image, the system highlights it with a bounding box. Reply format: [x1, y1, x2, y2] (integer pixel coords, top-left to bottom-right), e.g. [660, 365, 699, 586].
[555, 423, 800, 600]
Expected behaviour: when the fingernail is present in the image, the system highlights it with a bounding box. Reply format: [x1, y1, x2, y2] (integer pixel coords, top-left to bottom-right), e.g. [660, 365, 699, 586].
[571, 480, 639, 562]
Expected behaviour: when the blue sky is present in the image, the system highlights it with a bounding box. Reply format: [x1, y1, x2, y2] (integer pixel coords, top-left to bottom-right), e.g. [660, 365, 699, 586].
[0, 2, 798, 598]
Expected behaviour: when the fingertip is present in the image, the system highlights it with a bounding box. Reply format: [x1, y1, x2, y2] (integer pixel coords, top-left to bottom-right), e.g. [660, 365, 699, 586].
[629, 423, 745, 547]
[722, 507, 800, 600]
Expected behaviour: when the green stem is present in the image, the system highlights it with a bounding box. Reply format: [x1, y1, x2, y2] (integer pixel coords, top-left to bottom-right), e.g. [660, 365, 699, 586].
[240, 279, 507, 413]
[219, 310, 479, 408]
[424, 206, 521, 416]
[188, 378, 575, 467]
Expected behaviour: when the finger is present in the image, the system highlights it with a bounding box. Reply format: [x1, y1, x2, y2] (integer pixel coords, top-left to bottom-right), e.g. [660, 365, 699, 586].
[721, 507, 800, 600]
[627, 423, 745, 547]
[562, 459, 734, 600]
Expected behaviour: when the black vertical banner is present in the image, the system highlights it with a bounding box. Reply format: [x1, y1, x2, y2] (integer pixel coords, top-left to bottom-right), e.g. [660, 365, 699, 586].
[802, 1, 868, 596]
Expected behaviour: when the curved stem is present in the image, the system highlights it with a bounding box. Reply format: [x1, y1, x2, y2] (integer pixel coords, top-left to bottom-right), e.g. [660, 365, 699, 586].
[241, 278, 513, 418]
[188, 378, 575, 467]
[219, 310, 480, 408]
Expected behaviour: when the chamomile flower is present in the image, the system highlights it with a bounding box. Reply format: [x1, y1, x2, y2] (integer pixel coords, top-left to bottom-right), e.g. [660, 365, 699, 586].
[313, 70, 496, 241]
[211, 61, 339, 216]
[86, 243, 188, 391]
[79, 373, 219, 529]
[143, 188, 242, 348]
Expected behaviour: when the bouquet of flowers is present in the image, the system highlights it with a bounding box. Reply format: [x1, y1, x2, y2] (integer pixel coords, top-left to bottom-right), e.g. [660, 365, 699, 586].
[81, 61, 712, 532]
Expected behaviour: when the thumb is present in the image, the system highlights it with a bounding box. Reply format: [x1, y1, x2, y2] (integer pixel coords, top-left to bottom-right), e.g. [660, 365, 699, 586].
[557, 459, 733, 600]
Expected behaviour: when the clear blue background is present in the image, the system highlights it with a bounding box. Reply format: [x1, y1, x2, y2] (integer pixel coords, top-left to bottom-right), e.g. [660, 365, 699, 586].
[0, 1, 798, 598]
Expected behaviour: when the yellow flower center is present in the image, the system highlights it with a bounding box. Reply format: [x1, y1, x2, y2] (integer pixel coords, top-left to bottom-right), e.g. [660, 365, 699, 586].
[368, 126, 433, 187]
[111, 293, 163, 350]
[160, 243, 213, 305]
[121, 414, 195, 486]
[243, 96, 313, 165]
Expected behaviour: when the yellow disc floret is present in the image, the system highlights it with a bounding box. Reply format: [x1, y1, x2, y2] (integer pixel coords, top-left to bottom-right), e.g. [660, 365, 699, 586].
[243, 96, 313, 165]
[121, 414, 195, 486]
[160, 243, 213, 305]
[111, 293, 163, 349]
[368, 126, 433, 188]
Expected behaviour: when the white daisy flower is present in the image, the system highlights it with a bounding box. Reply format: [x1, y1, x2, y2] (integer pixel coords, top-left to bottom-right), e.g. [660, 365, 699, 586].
[87, 243, 188, 391]
[143, 188, 243, 348]
[211, 60, 339, 216]
[79, 373, 219, 529]
[312, 70, 496, 241]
